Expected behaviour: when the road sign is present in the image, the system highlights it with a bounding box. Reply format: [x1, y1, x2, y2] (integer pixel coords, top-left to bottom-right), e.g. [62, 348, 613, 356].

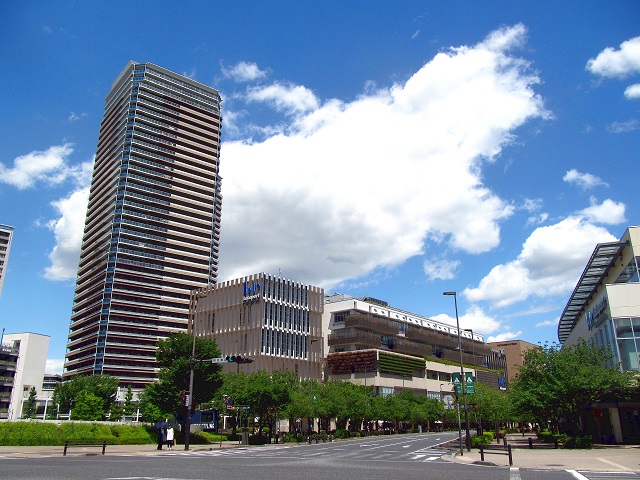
[443, 395, 455, 409]
[210, 357, 227, 363]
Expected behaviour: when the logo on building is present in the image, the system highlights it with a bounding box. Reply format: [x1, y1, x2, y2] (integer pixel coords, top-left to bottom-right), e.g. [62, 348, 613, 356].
[586, 296, 608, 330]
[243, 281, 261, 303]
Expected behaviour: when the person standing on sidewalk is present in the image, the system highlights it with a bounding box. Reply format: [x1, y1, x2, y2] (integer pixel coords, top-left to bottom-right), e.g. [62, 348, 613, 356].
[166, 425, 174, 450]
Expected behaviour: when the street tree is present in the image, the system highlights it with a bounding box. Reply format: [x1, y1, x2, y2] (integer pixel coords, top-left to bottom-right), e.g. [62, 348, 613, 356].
[141, 333, 222, 422]
[52, 374, 119, 416]
[71, 392, 105, 420]
[467, 382, 512, 435]
[123, 384, 136, 416]
[510, 339, 635, 435]
[23, 387, 37, 419]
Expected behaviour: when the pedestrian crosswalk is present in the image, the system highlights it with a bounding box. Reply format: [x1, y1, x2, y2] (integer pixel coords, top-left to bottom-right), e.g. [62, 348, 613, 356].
[162, 444, 452, 463]
[572, 471, 637, 480]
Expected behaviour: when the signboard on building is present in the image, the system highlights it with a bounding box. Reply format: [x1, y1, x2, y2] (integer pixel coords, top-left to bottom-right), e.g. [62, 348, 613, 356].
[243, 281, 261, 303]
[586, 296, 609, 330]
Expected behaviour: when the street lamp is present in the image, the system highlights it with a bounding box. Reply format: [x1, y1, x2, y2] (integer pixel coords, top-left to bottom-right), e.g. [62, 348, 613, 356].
[443, 291, 471, 452]
[185, 287, 207, 451]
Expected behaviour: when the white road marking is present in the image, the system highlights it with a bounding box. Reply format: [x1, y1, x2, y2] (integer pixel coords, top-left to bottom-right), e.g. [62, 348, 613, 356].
[597, 457, 631, 470]
[568, 471, 590, 480]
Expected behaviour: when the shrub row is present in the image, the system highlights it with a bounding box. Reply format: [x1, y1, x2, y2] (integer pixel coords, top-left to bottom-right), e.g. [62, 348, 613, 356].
[0, 421, 156, 446]
[537, 429, 593, 449]
[471, 431, 495, 447]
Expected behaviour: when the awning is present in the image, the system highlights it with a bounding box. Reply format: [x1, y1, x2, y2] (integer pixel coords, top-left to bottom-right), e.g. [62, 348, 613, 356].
[557, 240, 627, 344]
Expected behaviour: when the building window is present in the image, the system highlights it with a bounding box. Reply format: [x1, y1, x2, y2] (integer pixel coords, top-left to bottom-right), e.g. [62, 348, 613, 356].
[615, 257, 640, 284]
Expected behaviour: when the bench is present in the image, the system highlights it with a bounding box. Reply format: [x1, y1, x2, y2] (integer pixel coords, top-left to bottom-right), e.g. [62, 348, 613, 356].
[479, 444, 513, 466]
[528, 437, 558, 449]
[63, 440, 107, 456]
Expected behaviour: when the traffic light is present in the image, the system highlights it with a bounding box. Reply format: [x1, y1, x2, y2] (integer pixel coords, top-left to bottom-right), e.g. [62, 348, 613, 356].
[224, 355, 254, 364]
[181, 390, 188, 406]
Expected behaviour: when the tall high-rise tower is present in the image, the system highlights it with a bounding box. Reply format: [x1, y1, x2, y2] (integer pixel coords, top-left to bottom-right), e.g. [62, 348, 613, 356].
[64, 62, 222, 388]
[0, 224, 14, 297]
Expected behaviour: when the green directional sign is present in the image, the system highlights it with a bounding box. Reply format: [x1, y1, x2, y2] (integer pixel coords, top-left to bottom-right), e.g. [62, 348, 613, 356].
[465, 372, 475, 394]
[452, 372, 462, 393]
[452, 372, 475, 394]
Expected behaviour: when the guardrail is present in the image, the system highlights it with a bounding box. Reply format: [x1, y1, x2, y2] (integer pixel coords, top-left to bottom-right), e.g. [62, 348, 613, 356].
[479, 443, 512, 466]
[528, 437, 558, 449]
[63, 440, 107, 456]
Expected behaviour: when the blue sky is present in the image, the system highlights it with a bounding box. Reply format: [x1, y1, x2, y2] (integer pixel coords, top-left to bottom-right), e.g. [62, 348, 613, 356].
[1, 1, 639, 374]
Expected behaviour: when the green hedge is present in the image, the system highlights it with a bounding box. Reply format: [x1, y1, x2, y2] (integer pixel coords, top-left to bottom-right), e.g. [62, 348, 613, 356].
[471, 431, 495, 447]
[536, 429, 592, 449]
[0, 422, 156, 446]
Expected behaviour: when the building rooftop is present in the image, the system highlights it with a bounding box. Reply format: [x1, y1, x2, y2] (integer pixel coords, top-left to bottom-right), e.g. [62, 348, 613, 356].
[557, 240, 627, 344]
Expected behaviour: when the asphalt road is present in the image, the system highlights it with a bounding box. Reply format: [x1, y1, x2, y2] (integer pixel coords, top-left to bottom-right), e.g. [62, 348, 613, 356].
[0, 433, 636, 480]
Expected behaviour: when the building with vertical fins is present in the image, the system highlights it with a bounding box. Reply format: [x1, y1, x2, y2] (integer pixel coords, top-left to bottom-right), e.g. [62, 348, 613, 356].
[0, 224, 14, 297]
[192, 273, 325, 381]
[64, 62, 223, 388]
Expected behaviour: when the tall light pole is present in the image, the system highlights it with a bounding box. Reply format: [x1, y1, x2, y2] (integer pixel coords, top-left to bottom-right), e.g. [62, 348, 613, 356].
[443, 291, 471, 452]
[464, 328, 477, 435]
[185, 287, 207, 451]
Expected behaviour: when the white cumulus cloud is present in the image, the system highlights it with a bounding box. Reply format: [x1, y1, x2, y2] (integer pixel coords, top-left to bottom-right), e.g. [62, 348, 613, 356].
[579, 197, 626, 225]
[431, 304, 501, 337]
[43, 186, 90, 281]
[245, 82, 320, 115]
[222, 61, 268, 82]
[0, 144, 75, 189]
[486, 331, 523, 343]
[586, 36, 640, 79]
[563, 169, 608, 190]
[45, 358, 64, 375]
[423, 258, 461, 281]
[463, 216, 618, 308]
[218, 24, 549, 288]
[624, 83, 640, 99]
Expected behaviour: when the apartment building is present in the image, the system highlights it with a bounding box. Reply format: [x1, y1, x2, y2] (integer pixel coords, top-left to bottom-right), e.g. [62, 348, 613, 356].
[0, 224, 14, 297]
[64, 62, 223, 388]
[0, 333, 49, 420]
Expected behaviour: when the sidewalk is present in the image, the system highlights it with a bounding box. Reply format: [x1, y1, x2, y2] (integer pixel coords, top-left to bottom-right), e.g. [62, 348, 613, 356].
[0, 440, 245, 458]
[449, 433, 640, 472]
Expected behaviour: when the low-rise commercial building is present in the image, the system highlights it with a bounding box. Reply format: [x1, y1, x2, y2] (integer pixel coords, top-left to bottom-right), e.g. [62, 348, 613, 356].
[192, 273, 324, 380]
[558, 225, 640, 443]
[488, 339, 538, 384]
[323, 294, 500, 398]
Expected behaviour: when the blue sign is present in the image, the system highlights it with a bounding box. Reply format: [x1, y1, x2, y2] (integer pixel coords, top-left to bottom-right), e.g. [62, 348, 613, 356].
[243, 281, 261, 302]
[586, 296, 608, 330]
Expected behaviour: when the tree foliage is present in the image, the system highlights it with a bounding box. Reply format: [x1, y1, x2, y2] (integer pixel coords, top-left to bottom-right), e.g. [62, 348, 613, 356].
[123, 385, 136, 416]
[23, 387, 37, 419]
[52, 374, 119, 415]
[71, 392, 106, 421]
[510, 340, 635, 435]
[141, 333, 222, 420]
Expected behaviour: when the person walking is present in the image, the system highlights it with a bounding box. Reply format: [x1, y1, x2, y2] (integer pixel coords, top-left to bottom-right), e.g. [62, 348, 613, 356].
[166, 425, 174, 450]
[156, 420, 168, 450]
